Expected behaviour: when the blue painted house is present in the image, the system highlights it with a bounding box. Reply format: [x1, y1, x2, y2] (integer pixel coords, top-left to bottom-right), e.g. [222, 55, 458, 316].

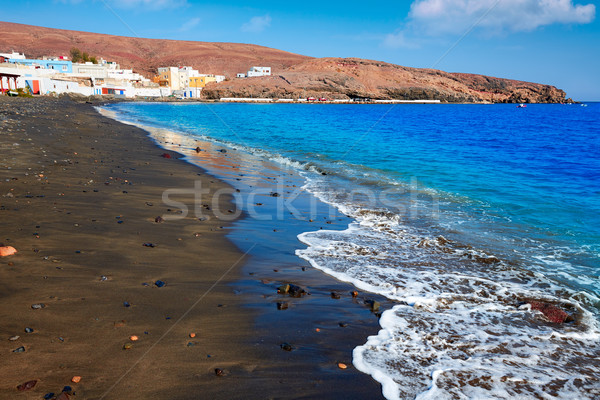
[7, 59, 73, 73]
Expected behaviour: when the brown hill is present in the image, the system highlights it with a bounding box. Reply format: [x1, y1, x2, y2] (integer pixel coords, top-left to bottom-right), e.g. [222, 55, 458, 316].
[0, 21, 310, 77]
[0, 22, 568, 103]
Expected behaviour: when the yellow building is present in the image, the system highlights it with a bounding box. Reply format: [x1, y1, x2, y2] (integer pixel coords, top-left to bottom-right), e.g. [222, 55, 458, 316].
[189, 76, 217, 88]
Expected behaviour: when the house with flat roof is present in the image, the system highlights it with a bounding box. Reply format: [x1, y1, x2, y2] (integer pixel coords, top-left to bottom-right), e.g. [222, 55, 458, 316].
[7, 58, 72, 73]
[247, 66, 271, 77]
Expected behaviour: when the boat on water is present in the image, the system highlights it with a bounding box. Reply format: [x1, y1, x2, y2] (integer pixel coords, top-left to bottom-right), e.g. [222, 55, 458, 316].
[517, 103, 527, 108]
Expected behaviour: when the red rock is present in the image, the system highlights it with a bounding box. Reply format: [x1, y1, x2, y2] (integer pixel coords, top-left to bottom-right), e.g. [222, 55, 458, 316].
[161, 153, 171, 159]
[529, 301, 569, 324]
[16, 380, 37, 391]
[0, 246, 17, 257]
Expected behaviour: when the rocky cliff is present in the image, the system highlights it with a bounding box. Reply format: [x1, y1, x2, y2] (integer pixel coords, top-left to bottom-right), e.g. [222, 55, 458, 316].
[203, 58, 569, 103]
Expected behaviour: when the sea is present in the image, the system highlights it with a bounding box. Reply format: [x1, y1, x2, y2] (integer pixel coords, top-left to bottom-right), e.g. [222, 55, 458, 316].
[101, 101, 600, 400]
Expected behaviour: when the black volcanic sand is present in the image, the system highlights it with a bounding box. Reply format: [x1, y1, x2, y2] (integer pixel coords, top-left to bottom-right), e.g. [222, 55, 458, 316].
[1, 96, 386, 399]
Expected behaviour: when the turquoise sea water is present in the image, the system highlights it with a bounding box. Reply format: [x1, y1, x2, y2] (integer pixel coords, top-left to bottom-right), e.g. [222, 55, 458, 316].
[105, 102, 600, 399]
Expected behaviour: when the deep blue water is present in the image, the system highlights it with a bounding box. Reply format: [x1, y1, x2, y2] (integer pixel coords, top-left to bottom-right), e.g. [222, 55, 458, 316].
[105, 102, 600, 399]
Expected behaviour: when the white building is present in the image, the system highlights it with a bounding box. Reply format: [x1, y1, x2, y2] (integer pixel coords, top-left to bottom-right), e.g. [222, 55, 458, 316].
[0, 51, 26, 60]
[178, 66, 199, 89]
[247, 66, 271, 77]
[236, 73, 246, 78]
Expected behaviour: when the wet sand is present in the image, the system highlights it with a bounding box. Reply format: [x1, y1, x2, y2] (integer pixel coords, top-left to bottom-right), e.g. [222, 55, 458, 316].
[1, 97, 385, 400]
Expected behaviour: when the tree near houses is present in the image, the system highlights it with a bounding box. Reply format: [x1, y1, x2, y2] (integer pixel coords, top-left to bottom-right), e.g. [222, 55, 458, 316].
[70, 47, 98, 64]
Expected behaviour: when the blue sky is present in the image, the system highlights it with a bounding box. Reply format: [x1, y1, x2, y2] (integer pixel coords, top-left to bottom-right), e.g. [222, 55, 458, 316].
[1, 0, 599, 100]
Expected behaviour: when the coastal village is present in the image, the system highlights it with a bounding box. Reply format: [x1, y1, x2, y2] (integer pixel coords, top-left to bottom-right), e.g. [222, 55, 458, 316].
[0, 50, 272, 99]
[0, 50, 444, 103]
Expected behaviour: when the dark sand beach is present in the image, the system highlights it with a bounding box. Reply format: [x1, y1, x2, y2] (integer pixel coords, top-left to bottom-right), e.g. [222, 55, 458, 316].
[1, 97, 385, 399]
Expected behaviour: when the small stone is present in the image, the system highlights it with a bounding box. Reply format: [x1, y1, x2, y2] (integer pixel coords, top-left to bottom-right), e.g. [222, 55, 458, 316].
[100, 275, 108, 281]
[0, 246, 17, 257]
[155, 216, 164, 223]
[155, 280, 166, 288]
[123, 301, 131, 307]
[364, 299, 380, 312]
[277, 284, 290, 294]
[339, 322, 348, 328]
[9, 335, 20, 341]
[44, 392, 55, 399]
[277, 302, 288, 310]
[161, 153, 171, 158]
[315, 328, 321, 332]
[129, 335, 139, 341]
[288, 284, 307, 297]
[31, 303, 45, 309]
[13, 346, 26, 352]
[331, 292, 341, 299]
[351, 291, 358, 298]
[24, 327, 33, 333]
[71, 376, 81, 383]
[280, 342, 293, 351]
[123, 343, 132, 350]
[338, 363, 348, 369]
[195, 147, 201, 153]
[215, 368, 224, 376]
[62, 385, 73, 394]
[189, 332, 196, 338]
[142, 242, 156, 247]
[16, 380, 37, 391]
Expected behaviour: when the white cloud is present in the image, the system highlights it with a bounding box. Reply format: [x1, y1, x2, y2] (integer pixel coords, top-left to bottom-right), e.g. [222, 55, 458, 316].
[407, 0, 595, 35]
[241, 14, 272, 33]
[179, 17, 200, 32]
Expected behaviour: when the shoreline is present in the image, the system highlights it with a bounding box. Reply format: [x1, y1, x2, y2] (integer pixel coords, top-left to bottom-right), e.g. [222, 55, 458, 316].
[1, 96, 386, 399]
[99, 100, 600, 399]
[100, 101, 389, 399]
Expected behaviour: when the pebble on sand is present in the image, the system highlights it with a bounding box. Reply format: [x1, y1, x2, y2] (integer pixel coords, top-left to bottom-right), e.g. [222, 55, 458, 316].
[189, 332, 196, 338]
[16, 380, 37, 391]
[0, 246, 17, 257]
[280, 342, 293, 351]
[129, 335, 139, 341]
[71, 376, 81, 383]
[337, 363, 348, 369]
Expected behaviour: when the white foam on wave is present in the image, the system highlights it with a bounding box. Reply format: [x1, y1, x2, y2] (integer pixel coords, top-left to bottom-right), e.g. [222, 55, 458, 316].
[297, 176, 600, 400]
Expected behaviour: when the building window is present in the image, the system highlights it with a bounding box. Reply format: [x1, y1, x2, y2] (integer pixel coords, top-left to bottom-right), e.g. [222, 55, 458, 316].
[62, 65, 68, 71]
